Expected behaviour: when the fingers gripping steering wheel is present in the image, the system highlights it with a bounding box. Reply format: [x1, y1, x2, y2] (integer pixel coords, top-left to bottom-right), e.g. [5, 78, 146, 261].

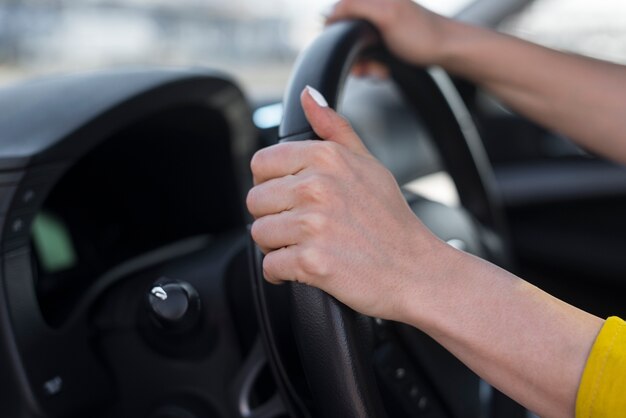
[251, 20, 510, 418]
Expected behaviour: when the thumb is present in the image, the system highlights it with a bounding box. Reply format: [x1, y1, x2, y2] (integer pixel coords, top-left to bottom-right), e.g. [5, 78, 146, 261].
[301, 85, 370, 155]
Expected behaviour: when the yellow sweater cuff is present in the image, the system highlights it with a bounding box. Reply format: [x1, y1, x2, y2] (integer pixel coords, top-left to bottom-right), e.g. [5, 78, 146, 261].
[576, 316, 626, 418]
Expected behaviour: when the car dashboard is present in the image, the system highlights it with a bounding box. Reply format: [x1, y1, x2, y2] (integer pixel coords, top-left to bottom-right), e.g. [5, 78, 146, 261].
[0, 69, 257, 417]
[0, 65, 574, 418]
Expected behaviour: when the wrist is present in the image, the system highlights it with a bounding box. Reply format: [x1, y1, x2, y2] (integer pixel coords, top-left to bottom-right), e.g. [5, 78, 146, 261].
[432, 17, 486, 73]
[394, 236, 467, 328]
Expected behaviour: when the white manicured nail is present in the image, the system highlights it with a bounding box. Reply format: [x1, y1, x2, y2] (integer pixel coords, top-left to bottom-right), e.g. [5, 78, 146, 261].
[306, 85, 328, 108]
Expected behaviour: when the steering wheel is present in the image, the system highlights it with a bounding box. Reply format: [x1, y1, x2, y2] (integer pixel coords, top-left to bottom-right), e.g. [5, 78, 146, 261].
[251, 20, 513, 418]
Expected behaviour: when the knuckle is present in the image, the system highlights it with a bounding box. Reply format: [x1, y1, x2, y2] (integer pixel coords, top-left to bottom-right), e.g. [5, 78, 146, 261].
[299, 211, 328, 236]
[296, 173, 327, 203]
[297, 246, 327, 279]
[312, 141, 343, 167]
[335, 115, 354, 134]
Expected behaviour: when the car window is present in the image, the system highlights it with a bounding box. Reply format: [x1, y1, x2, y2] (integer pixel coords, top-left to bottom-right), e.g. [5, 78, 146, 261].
[0, 0, 474, 99]
[499, 0, 626, 65]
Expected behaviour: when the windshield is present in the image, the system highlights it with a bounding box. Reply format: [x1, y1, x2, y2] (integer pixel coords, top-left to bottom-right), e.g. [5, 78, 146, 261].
[0, 0, 474, 99]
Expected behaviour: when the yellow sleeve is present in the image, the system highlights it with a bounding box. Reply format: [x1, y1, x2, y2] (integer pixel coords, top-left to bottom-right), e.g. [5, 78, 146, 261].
[576, 316, 626, 418]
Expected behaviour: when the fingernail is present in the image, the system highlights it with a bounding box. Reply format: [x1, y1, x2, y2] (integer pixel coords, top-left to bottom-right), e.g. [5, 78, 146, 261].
[305, 85, 328, 107]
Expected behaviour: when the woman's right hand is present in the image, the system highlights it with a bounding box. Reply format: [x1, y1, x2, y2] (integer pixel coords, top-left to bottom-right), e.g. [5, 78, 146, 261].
[326, 0, 453, 67]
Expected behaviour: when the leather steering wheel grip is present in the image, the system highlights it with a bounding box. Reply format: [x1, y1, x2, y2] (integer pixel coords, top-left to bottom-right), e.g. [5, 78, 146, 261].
[279, 20, 380, 143]
[278, 20, 389, 418]
[261, 16, 510, 418]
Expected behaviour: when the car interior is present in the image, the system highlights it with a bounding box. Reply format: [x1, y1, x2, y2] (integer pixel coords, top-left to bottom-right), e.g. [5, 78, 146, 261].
[0, 0, 625, 417]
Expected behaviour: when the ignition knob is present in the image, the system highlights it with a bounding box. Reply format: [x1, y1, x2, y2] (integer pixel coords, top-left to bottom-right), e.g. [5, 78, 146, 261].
[147, 279, 201, 333]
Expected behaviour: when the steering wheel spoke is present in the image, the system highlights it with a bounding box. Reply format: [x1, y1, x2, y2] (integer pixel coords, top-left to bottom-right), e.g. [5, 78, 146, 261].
[242, 394, 285, 418]
[233, 338, 287, 418]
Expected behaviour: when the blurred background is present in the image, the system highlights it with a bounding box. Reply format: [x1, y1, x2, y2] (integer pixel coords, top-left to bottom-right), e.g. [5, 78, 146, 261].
[0, 0, 625, 100]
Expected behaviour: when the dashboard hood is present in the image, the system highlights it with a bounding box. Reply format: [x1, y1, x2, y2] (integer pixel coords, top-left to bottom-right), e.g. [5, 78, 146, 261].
[0, 68, 255, 170]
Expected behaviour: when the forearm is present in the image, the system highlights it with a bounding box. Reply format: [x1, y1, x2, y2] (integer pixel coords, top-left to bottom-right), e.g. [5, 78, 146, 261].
[400, 246, 603, 418]
[434, 19, 626, 163]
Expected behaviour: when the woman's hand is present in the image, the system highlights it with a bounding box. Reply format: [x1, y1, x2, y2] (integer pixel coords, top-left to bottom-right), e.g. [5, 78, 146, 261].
[246, 86, 452, 322]
[247, 87, 604, 418]
[326, 0, 452, 67]
[329, 1, 626, 165]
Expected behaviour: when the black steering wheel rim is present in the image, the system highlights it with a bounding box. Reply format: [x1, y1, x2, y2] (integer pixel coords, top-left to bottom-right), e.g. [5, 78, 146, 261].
[253, 19, 511, 418]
